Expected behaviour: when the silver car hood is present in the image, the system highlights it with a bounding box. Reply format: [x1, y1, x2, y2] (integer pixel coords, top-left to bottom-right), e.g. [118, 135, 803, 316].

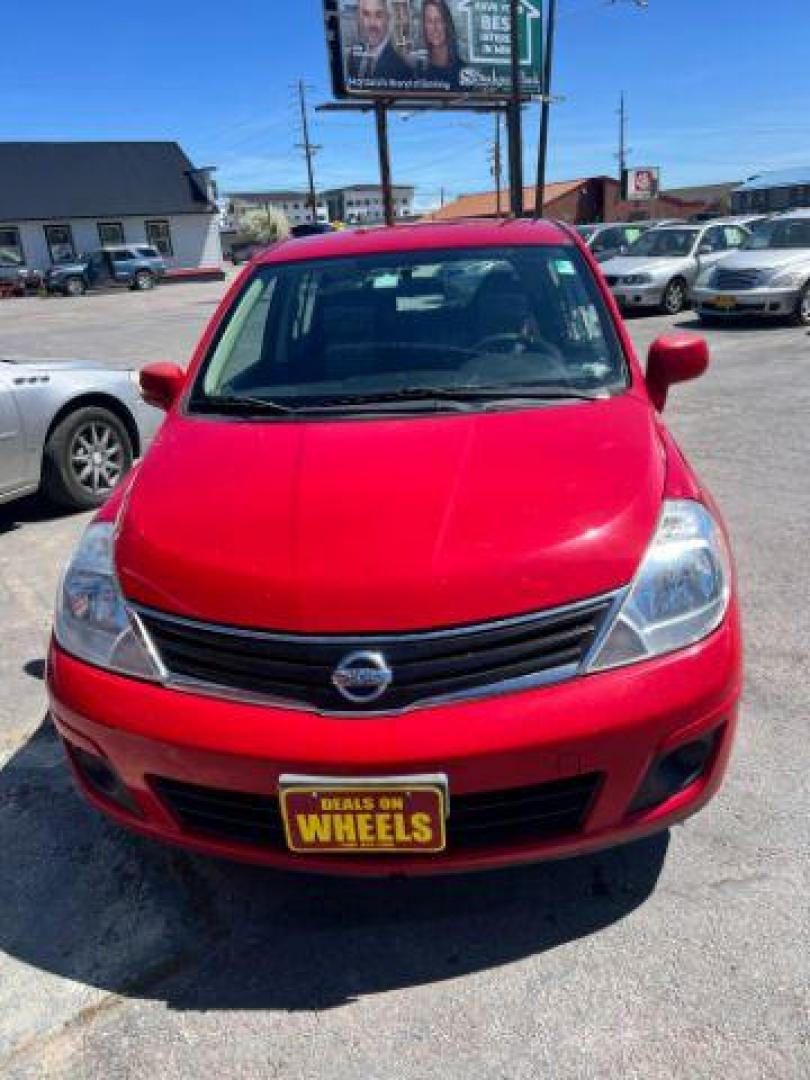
[599, 255, 685, 277]
[712, 249, 810, 272]
[0, 356, 111, 372]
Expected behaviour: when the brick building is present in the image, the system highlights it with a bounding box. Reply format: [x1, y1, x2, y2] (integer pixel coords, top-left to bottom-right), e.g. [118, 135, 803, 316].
[424, 176, 707, 224]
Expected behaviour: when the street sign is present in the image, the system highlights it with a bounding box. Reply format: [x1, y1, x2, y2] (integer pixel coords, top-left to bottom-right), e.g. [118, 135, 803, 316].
[324, 0, 544, 100]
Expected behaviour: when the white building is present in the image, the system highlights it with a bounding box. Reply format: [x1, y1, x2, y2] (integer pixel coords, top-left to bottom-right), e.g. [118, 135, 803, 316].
[225, 191, 329, 230]
[0, 141, 222, 273]
[323, 185, 415, 225]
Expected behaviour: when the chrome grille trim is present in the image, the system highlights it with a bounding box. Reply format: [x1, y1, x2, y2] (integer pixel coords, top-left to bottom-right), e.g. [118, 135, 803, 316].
[131, 589, 626, 716]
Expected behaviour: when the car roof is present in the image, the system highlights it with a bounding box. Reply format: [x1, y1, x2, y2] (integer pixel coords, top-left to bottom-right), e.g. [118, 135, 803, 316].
[255, 218, 574, 265]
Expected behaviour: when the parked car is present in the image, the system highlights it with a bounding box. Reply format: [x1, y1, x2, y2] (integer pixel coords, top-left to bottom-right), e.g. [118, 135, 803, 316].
[290, 222, 336, 238]
[47, 220, 742, 876]
[0, 357, 162, 509]
[577, 221, 652, 263]
[0, 260, 42, 296]
[601, 221, 751, 315]
[45, 247, 166, 297]
[693, 210, 810, 325]
[230, 239, 273, 265]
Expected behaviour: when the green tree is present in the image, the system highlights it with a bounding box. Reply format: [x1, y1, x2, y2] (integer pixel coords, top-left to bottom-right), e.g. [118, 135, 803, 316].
[240, 207, 291, 244]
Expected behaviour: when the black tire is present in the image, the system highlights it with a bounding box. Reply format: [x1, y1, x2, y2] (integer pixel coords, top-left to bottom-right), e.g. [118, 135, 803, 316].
[794, 283, 810, 327]
[41, 406, 134, 511]
[662, 278, 688, 316]
[133, 270, 154, 291]
[64, 276, 86, 297]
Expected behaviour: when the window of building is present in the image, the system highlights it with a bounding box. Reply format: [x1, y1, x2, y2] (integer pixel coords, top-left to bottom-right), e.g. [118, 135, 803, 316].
[97, 222, 125, 247]
[44, 224, 76, 264]
[145, 219, 173, 257]
[0, 226, 25, 267]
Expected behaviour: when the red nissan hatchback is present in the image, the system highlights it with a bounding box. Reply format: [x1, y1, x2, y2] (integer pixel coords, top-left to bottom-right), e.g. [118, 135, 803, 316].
[47, 220, 742, 875]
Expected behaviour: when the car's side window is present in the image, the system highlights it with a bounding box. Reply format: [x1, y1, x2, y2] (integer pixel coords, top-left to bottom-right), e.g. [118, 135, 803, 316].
[724, 227, 746, 248]
[702, 228, 726, 253]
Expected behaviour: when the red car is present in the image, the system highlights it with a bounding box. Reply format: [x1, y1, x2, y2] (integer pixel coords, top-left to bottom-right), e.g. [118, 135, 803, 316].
[47, 220, 742, 876]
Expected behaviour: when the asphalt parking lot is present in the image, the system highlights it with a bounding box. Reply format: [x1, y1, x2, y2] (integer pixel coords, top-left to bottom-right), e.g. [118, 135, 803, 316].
[0, 282, 807, 1078]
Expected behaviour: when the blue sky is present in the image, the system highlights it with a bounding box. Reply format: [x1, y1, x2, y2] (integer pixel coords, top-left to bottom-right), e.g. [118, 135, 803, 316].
[4, 0, 808, 209]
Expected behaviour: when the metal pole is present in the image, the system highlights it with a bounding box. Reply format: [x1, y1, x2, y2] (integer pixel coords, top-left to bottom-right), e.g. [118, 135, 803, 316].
[297, 80, 319, 223]
[375, 101, 395, 226]
[495, 113, 502, 218]
[535, 0, 557, 218]
[618, 91, 627, 182]
[507, 0, 523, 216]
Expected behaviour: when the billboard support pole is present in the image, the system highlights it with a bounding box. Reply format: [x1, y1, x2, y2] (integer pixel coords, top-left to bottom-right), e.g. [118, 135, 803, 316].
[374, 101, 395, 227]
[507, 0, 524, 216]
[535, 0, 557, 218]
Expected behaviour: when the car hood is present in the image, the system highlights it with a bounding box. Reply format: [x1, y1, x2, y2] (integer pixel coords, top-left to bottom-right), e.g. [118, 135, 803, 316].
[0, 356, 107, 371]
[711, 249, 810, 272]
[600, 255, 684, 277]
[116, 396, 665, 633]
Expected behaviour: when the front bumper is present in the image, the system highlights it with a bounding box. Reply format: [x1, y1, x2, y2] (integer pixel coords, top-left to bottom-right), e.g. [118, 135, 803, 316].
[608, 282, 664, 309]
[48, 608, 741, 876]
[693, 285, 799, 317]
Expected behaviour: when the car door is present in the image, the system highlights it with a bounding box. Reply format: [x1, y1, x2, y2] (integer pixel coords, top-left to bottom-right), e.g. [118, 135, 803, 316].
[110, 249, 136, 287]
[694, 226, 730, 282]
[0, 365, 25, 495]
[85, 251, 111, 289]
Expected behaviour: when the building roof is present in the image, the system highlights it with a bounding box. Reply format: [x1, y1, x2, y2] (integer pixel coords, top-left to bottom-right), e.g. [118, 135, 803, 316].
[257, 218, 572, 265]
[0, 141, 215, 222]
[734, 167, 810, 192]
[663, 182, 739, 202]
[425, 180, 593, 221]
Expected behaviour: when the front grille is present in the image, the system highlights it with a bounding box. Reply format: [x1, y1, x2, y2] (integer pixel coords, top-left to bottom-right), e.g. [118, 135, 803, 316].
[153, 773, 603, 853]
[136, 595, 614, 713]
[713, 267, 764, 290]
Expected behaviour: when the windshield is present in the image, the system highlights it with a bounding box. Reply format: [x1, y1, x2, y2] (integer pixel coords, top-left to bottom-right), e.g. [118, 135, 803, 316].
[189, 246, 628, 416]
[626, 229, 699, 257]
[742, 218, 810, 250]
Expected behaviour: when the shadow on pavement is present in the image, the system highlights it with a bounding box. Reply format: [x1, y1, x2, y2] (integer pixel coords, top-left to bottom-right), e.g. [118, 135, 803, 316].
[0, 719, 669, 1012]
[0, 494, 76, 536]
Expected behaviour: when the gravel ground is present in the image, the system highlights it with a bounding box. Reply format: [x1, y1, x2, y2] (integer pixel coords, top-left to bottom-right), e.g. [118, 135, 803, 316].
[0, 282, 807, 1078]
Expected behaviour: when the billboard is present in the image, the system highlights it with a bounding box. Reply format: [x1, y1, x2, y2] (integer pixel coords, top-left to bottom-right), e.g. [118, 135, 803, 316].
[324, 0, 544, 100]
[623, 167, 661, 202]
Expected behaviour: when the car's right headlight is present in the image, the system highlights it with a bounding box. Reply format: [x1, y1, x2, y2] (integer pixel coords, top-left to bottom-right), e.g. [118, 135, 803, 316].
[586, 500, 732, 673]
[54, 522, 162, 680]
[769, 268, 805, 288]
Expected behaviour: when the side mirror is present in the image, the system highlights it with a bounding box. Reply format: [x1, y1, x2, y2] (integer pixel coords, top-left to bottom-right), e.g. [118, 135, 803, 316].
[139, 362, 186, 412]
[698, 243, 713, 256]
[646, 333, 709, 412]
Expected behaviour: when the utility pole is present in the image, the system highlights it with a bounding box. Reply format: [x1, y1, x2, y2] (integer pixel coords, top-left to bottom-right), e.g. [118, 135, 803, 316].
[618, 91, 628, 183]
[375, 102, 395, 227]
[507, 0, 523, 216]
[491, 113, 503, 218]
[295, 80, 321, 222]
[535, 0, 558, 218]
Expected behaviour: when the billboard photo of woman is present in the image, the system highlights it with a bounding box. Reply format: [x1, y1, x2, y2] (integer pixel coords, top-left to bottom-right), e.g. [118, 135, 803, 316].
[417, 0, 463, 90]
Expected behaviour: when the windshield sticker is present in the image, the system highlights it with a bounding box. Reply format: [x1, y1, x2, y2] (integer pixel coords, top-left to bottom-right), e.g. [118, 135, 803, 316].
[553, 259, 577, 276]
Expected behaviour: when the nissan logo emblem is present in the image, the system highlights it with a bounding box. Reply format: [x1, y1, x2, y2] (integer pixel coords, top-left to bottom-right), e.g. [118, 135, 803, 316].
[331, 650, 393, 704]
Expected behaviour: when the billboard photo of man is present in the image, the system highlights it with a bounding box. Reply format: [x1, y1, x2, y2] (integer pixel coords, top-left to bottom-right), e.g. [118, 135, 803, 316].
[347, 0, 412, 83]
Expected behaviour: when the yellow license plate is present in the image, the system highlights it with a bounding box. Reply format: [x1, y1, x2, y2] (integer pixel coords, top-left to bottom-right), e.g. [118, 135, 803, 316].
[714, 295, 737, 309]
[279, 778, 447, 854]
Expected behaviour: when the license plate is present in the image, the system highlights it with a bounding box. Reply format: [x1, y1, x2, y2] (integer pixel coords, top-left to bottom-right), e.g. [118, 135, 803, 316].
[713, 294, 737, 309]
[279, 775, 448, 854]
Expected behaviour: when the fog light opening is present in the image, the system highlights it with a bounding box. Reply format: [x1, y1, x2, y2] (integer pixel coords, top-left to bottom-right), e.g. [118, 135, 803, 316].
[69, 745, 141, 817]
[629, 728, 722, 816]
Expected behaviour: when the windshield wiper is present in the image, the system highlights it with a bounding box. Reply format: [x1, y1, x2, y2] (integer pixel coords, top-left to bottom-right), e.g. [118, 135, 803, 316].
[302, 384, 608, 410]
[195, 394, 298, 415]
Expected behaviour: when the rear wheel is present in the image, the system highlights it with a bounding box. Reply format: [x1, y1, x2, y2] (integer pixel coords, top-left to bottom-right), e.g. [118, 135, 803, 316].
[133, 270, 154, 291]
[64, 276, 86, 297]
[795, 283, 810, 327]
[662, 278, 688, 316]
[41, 406, 134, 510]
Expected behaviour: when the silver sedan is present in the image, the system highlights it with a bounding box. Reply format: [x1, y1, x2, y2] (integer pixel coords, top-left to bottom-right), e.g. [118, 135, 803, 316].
[600, 222, 750, 315]
[0, 357, 163, 510]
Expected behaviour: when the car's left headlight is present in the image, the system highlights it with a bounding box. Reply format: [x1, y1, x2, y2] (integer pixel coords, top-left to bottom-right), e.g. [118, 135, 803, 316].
[54, 522, 162, 680]
[695, 266, 716, 287]
[769, 268, 805, 288]
[622, 273, 653, 285]
[586, 500, 732, 673]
